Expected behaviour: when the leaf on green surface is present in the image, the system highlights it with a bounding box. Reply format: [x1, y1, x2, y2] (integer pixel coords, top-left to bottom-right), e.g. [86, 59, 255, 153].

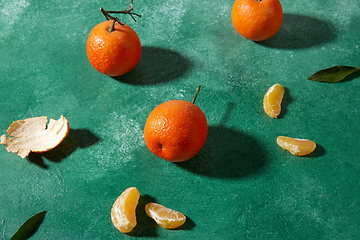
[307, 65, 360, 83]
[10, 210, 47, 240]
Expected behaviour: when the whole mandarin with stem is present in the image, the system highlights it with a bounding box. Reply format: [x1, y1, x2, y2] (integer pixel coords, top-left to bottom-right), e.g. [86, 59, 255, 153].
[231, 0, 283, 41]
[86, 3, 141, 77]
[144, 86, 208, 162]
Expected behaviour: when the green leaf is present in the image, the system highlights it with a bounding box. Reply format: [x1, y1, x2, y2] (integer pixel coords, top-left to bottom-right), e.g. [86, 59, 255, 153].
[307, 65, 360, 83]
[10, 210, 47, 240]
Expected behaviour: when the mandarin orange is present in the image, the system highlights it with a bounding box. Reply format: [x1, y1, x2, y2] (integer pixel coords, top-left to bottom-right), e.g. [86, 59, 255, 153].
[231, 0, 283, 41]
[111, 187, 140, 233]
[86, 20, 141, 77]
[144, 87, 207, 162]
[263, 83, 284, 118]
[145, 202, 186, 229]
[277, 136, 316, 156]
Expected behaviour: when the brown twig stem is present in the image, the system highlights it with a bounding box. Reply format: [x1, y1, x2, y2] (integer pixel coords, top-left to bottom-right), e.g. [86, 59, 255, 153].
[100, 0, 141, 32]
[192, 85, 201, 104]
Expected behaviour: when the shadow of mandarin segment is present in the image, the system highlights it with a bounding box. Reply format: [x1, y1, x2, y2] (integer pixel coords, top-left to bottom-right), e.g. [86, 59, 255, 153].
[258, 14, 335, 49]
[113, 46, 193, 85]
[304, 143, 326, 158]
[128, 194, 158, 237]
[176, 215, 195, 231]
[277, 87, 293, 119]
[27, 128, 101, 168]
[176, 126, 266, 178]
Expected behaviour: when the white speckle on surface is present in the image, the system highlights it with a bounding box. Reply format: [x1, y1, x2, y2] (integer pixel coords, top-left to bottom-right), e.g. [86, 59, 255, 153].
[140, 0, 186, 44]
[329, 2, 357, 25]
[0, 0, 30, 38]
[217, 4, 230, 17]
[175, 89, 186, 98]
[90, 112, 145, 167]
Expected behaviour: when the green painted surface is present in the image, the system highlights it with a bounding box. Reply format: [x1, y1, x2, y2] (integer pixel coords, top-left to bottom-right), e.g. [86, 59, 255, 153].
[1, 0, 360, 239]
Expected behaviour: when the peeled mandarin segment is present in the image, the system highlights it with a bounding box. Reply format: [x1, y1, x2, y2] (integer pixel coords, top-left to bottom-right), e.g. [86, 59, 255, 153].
[277, 136, 316, 156]
[263, 83, 284, 118]
[145, 202, 186, 229]
[0, 116, 70, 158]
[111, 187, 140, 233]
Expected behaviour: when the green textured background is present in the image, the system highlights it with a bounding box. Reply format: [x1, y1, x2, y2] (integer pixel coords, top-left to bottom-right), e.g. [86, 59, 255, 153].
[1, 0, 360, 239]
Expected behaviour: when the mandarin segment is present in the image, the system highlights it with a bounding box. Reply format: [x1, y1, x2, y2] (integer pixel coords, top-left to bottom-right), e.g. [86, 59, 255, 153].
[111, 187, 140, 233]
[263, 83, 284, 118]
[277, 136, 316, 156]
[145, 203, 186, 229]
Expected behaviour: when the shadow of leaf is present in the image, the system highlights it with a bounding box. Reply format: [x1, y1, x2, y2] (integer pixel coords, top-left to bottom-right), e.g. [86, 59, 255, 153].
[176, 126, 267, 178]
[27, 129, 100, 168]
[113, 46, 193, 85]
[340, 70, 360, 83]
[258, 14, 336, 49]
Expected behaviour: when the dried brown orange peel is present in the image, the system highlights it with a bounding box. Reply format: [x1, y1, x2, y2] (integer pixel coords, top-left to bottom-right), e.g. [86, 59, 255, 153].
[0, 115, 69, 158]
